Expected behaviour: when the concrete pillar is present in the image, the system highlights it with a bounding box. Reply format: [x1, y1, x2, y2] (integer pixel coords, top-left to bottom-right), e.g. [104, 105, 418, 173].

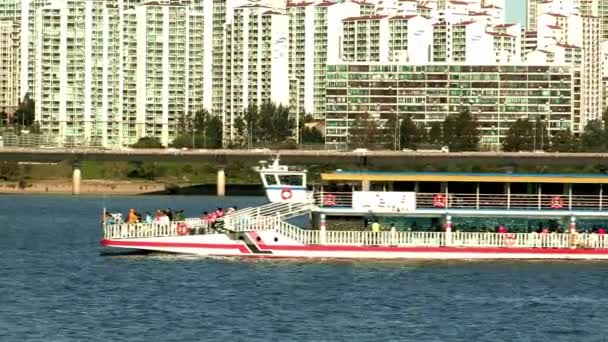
[72, 162, 81, 195]
[569, 216, 577, 249]
[569, 216, 576, 233]
[320, 213, 326, 245]
[217, 168, 225, 197]
[362, 180, 370, 191]
[444, 215, 452, 246]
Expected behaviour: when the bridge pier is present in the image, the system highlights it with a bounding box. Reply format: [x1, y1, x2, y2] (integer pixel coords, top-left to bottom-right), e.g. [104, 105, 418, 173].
[217, 168, 225, 197]
[72, 162, 81, 195]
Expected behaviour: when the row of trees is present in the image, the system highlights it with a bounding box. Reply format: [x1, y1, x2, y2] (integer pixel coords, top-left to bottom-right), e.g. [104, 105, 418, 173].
[398, 112, 592, 153]
[390, 111, 480, 152]
[133, 102, 324, 149]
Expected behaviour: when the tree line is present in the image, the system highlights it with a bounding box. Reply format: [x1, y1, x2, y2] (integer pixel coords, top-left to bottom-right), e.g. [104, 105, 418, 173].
[370, 110, 608, 152]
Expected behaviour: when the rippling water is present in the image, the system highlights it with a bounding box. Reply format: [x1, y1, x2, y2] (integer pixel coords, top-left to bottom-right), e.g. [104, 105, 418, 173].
[2, 195, 608, 341]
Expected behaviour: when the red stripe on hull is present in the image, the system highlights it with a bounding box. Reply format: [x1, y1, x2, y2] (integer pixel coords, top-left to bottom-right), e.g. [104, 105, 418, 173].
[101, 239, 608, 255]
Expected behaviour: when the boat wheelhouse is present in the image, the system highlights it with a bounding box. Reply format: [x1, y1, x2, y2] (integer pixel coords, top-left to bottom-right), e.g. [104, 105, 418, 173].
[101, 159, 608, 260]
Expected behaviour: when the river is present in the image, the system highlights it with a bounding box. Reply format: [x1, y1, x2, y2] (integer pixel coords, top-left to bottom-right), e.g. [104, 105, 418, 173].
[1, 195, 607, 341]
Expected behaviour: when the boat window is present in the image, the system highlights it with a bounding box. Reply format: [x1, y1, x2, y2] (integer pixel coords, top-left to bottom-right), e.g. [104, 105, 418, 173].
[278, 174, 303, 186]
[265, 174, 278, 186]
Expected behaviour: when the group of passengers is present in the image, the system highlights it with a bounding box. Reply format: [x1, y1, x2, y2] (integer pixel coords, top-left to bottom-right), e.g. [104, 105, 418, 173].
[200, 207, 237, 227]
[104, 208, 186, 225]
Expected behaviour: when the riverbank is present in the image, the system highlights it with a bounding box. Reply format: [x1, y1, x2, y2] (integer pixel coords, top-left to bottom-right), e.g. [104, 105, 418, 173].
[0, 180, 264, 195]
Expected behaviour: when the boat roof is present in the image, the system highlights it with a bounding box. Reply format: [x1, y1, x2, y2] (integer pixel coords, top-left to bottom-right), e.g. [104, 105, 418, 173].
[321, 171, 608, 184]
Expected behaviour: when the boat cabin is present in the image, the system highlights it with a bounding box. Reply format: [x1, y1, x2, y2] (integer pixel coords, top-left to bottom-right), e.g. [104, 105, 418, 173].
[317, 170, 608, 232]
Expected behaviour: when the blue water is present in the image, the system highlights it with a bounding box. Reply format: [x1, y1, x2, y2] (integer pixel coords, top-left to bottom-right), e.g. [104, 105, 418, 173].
[2, 195, 608, 342]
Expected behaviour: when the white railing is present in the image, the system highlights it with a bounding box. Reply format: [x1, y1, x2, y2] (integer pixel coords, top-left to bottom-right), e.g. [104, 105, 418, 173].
[274, 219, 320, 245]
[103, 220, 210, 239]
[104, 218, 608, 250]
[324, 231, 444, 246]
[222, 201, 313, 231]
[315, 191, 608, 211]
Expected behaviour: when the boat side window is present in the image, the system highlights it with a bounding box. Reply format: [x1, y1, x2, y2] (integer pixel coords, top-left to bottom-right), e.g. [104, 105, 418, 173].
[278, 174, 303, 186]
[264, 174, 278, 186]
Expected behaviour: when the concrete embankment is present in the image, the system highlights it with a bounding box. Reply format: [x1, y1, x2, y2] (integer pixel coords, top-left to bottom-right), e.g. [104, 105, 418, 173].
[0, 180, 264, 196]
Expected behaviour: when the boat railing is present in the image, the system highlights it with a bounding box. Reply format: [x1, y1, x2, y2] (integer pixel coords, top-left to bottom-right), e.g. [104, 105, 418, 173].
[313, 192, 354, 207]
[324, 230, 443, 246]
[103, 219, 211, 239]
[221, 201, 313, 231]
[273, 219, 320, 245]
[315, 191, 608, 211]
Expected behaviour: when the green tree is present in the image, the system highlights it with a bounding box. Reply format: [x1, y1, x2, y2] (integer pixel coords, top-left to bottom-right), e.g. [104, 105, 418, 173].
[428, 122, 442, 145]
[176, 112, 192, 136]
[549, 130, 579, 152]
[534, 118, 549, 151]
[580, 120, 605, 152]
[502, 119, 535, 152]
[170, 109, 223, 149]
[400, 114, 425, 149]
[205, 114, 223, 148]
[442, 111, 479, 151]
[349, 112, 383, 148]
[239, 102, 296, 147]
[131, 137, 163, 149]
[302, 126, 324, 144]
[0, 110, 7, 127]
[14, 94, 35, 129]
[243, 103, 259, 147]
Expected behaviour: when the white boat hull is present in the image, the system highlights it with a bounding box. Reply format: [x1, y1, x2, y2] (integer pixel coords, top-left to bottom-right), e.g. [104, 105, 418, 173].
[101, 231, 608, 260]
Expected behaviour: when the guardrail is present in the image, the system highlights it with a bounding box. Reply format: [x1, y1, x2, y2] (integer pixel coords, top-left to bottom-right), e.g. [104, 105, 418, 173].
[103, 219, 210, 239]
[316, 191, 608, 211]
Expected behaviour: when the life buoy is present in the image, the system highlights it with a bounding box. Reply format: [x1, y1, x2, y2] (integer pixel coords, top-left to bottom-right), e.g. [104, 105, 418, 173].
[433, 194, 446, 208]
[176, 223, 190, 236]
[281, 188, 293, 200]
[323, 194, 336, 206]
[550, 196, 564, 209]
[503, 233, 517, 247]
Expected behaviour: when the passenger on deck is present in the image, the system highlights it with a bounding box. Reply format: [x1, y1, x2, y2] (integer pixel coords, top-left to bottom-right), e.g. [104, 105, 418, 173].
[226, 207, 236, 215]
[127, 208, 138, 224]
[144, 212, 153, 224]
[372, 221, 380, 232]
[497, 225, 507, 234]
[215, 208, 224, 218]
[153, 210, 163, 223]
[598, 227, 606, 235]
[104, 212, 114, 225]
[175, 210, 185, 221]
[165, 208, 174, 221]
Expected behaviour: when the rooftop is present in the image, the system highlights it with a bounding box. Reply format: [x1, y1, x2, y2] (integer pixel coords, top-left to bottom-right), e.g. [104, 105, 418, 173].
[321, 171, 608, 184]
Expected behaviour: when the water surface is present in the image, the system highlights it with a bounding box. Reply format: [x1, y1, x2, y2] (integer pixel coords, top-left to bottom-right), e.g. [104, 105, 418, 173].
[1, 195, 607, 341]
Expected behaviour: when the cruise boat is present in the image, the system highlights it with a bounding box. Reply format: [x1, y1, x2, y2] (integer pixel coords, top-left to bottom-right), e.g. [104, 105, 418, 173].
[101, 158, 608, 259]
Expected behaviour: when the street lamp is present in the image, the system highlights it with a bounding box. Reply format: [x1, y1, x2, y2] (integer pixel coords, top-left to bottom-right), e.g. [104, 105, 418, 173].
[191, 113, 195, 149]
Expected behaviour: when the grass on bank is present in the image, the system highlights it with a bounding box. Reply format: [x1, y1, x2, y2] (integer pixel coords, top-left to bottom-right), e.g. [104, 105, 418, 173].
[0, 160, 606, 185]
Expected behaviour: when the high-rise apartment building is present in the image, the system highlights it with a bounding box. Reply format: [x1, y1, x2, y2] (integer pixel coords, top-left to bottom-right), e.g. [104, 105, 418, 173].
[0, 20, 20, 115]
[222, 4, 289, 143]
[123, 1, 204, 146]
[312, 1, 362, 118]
[32, 0, 203, 147]
[286, 0, 371, 123]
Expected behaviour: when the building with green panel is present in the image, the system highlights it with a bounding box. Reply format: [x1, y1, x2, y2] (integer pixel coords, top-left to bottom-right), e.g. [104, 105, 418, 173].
[325, 63, 577, 149]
